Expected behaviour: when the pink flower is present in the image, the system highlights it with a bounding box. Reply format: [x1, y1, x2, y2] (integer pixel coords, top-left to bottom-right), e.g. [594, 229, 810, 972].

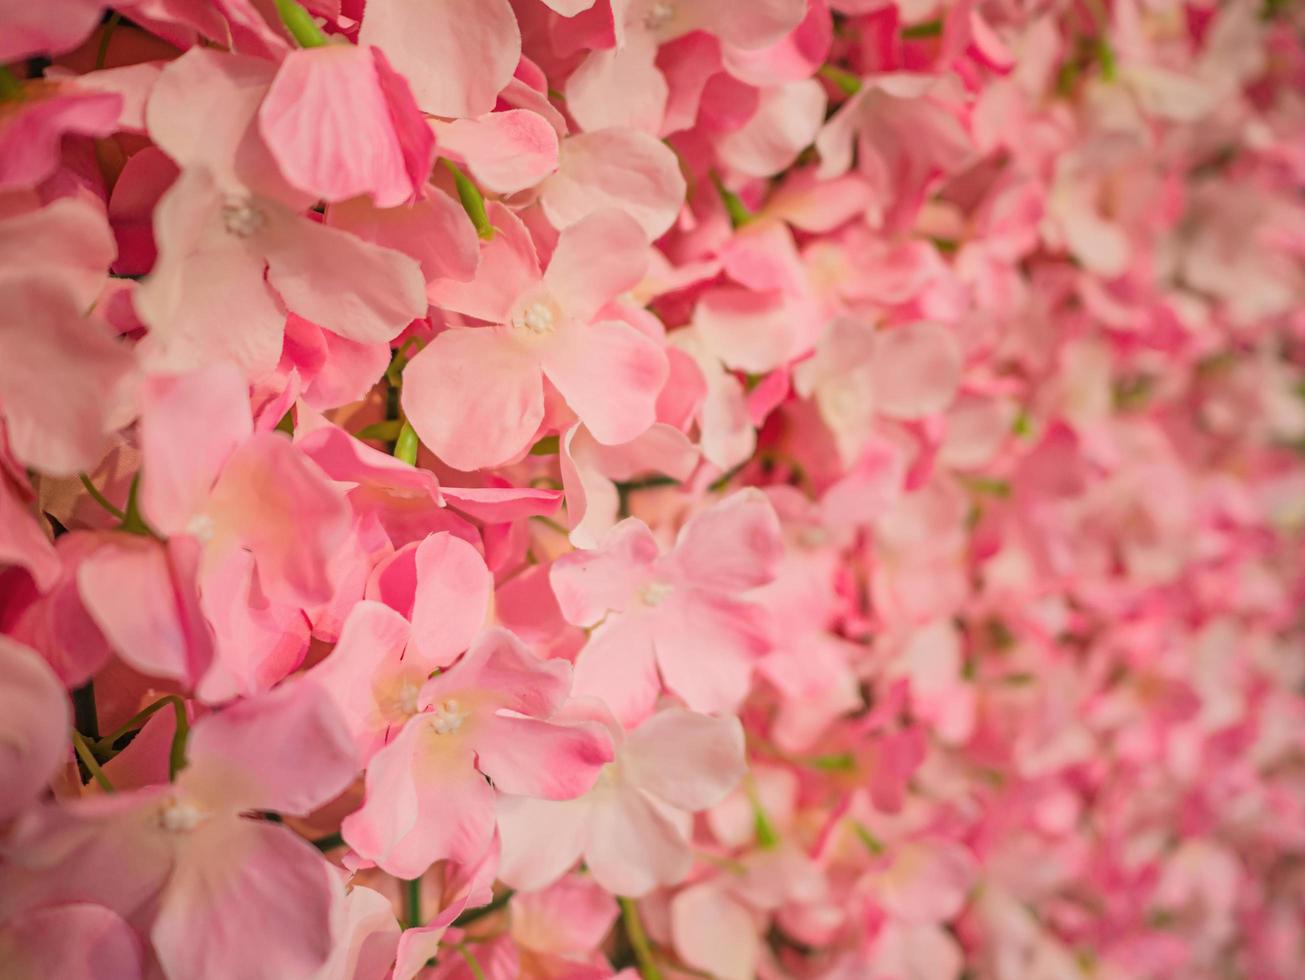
[550, 488, 782, 723]
[402, 205, 668, 470]
[497, 705, 745, 896]
[341, 628, 612, 878]
[1, 681, 358, 980]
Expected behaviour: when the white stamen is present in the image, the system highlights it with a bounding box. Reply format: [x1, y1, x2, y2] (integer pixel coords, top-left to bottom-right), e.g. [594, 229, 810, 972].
[395, 681, 420, 717]
[222, 196, 266, 238]
[639, 581, 673, 607]
[644, 0, 675, 30]
[429, 698, 468, 735]
[514, 301, 556, 336]
[158, 798, 207, 833]
[186, 513, 216, 544]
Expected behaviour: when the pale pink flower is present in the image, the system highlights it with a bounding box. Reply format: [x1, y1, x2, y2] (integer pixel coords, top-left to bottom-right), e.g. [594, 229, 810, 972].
[341, 628, 612, 878]
[497, 704, 745, 895]
[1, 681, 357, 980]
[403, 205, 667, 470]
[550, 488, 782, 722]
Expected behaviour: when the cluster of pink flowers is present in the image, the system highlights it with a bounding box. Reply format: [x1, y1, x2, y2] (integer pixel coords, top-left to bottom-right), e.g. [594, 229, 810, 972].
[2, 0, 1304, 977]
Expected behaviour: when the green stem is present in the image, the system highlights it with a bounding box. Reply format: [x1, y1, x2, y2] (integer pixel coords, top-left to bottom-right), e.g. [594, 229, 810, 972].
[94, 694, 190, 780]
[817, 64, 862, 96]
[456, 945, 488, 980]
[0, 65, 22, 102]
[451, 889, 514, 928]
[79, 474, 127, 521]
[72, 730, 115, 792]
[710, 171, 752, 229]
[95, 11, 123, 70]
[119, 473, 160, 538]
[357, 420, 405, 442]
[403, 877, 422, 929]
[442, 159, 494, 240]
[274, 0, 328, 47]
[619, 898, 662, 980]
[901, 19, 942, 39]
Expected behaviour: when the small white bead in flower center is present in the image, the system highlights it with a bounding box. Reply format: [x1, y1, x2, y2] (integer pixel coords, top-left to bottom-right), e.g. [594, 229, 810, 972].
[514, 301, 556, 336]
[158, 797, 208, 833]
[222, 196, 266, 238]
[638, 581, 673, 607]
[395, 681, 420, 717]
[429, 698, 468, 735]
[643, 0, 675, 30]
[186, 512, 216, 544]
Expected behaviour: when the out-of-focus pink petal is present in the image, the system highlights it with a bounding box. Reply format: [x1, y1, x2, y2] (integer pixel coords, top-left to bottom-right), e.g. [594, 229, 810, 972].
[358, 0, 521, 119]
[0, 0, 105, 61]
[495, 794, 590, 892]
[511, 874, 619, 956]
[183, 679, 357, 815]
[653, 591, 769, 715]
[402, 327, 544, 472]
[721, 0, 832, 84]
[0, 636, 69, 821]
[153, 820, 342, 980]
[434, 110, 559, 195]
[328, 187, 479, 285]
[0, 478, 59, 592]
[549, 517, 660, 626]
[474, 714, 612, 799]
[565, 36, 666, 135]
[670, 883, 758, 979]
[715, 78, 826, 178]
[264, 214, 426, 345]
[138, 361, 252, 535]
[77, 535, 214, 688]
[541, 128, 686, 238]
[667, 488, 782, 591]
[0, 87, 121, 192]
[540, 320, 667, 446]
[409, 532, 492, 668]
[0, 903, 144, 980]
[623, 709, 745, 812]
[313, 884, 400, 980]
[205, 432, 351, 606]
[571, 619, 662, 728]
[584, 784, 692, 897]
[694, 287, 809, 374]
[0, 197, 116, 311]
[0, 277, 136, 477]
[871, 321, 962, 419]
[545, 208, 649, 324]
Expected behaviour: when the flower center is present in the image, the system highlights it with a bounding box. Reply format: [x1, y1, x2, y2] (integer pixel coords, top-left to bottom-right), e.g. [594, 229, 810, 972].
[395, 681, 420, 717]
[429, 698, 468, 735]
[823, 381, 869, 425]
[186, 512, 216, 544]
[644, 0, 675, 30]
[222, 196, 266, 238]
[158, 797, 208, 833]
[513, 301, 556, 336]
[638, 581, 673, 607]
